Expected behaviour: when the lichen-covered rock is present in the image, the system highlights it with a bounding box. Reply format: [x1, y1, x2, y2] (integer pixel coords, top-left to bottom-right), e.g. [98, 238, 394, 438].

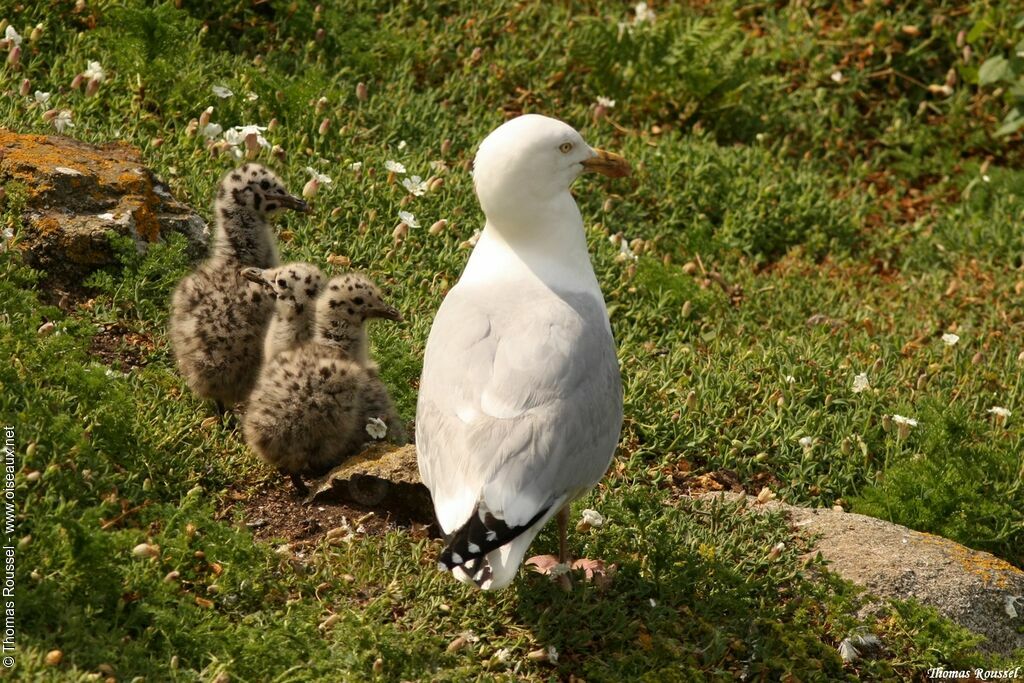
[696, 492, 1024, 657]
[309, 443, 433, 519]
[0, 129, 207, 281]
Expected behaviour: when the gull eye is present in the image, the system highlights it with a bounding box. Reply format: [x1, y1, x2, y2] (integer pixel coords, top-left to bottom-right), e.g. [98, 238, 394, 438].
[559, 142, 574, 154]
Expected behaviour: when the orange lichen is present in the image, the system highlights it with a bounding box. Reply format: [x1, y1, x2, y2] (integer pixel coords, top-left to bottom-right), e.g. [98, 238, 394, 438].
[914, 533, 1023, 590]
[33, 215, 62, 235]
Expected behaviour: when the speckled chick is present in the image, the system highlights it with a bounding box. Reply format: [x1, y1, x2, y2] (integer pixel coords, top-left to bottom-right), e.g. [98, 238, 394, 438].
[241, 262, 325, 362]
[243, 273, 405, 493]
[170, 164, 309, 411]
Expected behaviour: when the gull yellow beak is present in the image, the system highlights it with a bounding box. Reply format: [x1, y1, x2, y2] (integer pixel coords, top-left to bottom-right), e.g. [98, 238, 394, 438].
[581, 148, 631, 179]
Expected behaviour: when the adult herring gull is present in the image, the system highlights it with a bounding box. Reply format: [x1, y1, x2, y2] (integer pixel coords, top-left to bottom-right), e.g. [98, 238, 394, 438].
[416, 114, 629, 590]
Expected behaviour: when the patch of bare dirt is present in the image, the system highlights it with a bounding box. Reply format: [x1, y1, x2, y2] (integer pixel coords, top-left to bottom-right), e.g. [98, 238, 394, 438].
[88, 322, 155, 369]
[230, 481, 438, 546]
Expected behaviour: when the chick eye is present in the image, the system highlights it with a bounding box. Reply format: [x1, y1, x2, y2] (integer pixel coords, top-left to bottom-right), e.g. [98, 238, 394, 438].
[559, 142, 574, 154]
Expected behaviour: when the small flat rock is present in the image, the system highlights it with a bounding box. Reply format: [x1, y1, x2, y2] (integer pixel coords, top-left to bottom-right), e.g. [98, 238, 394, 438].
[694, 492, 1024, 656]
[308, 443, 433, 520]
[0, 129, 208, 283]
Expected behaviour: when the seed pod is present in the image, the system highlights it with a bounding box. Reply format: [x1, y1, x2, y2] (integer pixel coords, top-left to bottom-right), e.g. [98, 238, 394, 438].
[71, 73, 85, 90]
[7, 45, 20, 68]
[45, 650, 63, 666]
[198, 106, 213, 128]
[244, 132, 260, 158]
[19, 78, 30, 96]
[428, 219, 447, 235]
[392, 222, 408, 244]
[132, 543, 160, 559]
[267, 118, 278, 132]
[318, 118, 330, 136]
[356, 82, 368, 101]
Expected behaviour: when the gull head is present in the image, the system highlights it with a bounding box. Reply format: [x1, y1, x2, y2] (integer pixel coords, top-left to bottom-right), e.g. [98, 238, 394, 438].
[216, 163, 310, 219]
[472, 114, 630, 223]
[317, 273, 403, 331]
[241, 262, 324, 311]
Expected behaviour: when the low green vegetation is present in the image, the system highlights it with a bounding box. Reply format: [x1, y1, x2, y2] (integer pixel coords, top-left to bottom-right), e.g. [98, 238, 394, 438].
[2, 0, 1022, 679]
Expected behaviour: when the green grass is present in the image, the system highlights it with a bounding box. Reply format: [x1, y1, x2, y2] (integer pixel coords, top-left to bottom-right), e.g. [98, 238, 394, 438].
[3, 0, 1024, 679]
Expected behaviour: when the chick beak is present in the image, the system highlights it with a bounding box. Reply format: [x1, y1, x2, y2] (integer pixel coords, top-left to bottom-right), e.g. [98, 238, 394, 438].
[374, 304, 403, 322]
[240, 267, 271, 288]
[581, 148, 631, 179]
[265, 193, 311, 213]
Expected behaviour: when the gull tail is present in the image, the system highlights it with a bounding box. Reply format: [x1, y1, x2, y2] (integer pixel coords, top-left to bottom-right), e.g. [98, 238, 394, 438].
[438, 502, 549, 588]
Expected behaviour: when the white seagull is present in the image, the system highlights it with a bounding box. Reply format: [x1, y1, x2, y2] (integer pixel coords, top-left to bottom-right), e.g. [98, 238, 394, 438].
[416, 114, 629, 590]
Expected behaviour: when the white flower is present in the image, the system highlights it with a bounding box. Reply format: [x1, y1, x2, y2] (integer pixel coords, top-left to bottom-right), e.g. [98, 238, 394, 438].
[5, 26, 22, 47]
[941, 333, 959, 347]
[305, 166, 333, 185]
[798, 436, 814, 450]
[576, 508, 605, 532]
[492, 648, 512, 664]
[398, 210, 419, 228]
[349, 162, 362, 171]
[596, 96, 616, 108]
[988, 406, 1011, 418]
[429, 159, 448, 173]
[546, 646, 558, 664]
[0, 226, 13, 252]
[466, 229, 481, 247]
[615, 240, 637, 263]
[223, 124, 269, 149]
[33, 91, 50, 106]
[212, 84, 233, 98]
[891, 415, 918, 427]
[982, 174, 991, 183]
[245, 91, 259, 101]
[52, 109, 73, 133]
[201, 123, 223, 139]
[365, 417, 387, 440]
[580, 509, 604, 528]
[397, 140, 407, 151]
[633, 2, 656, 23]
[82, 60, 105, 82]
[401, 175, 427, 196]
[784, 375, 796, 384]
[385, 160, 406, 174]
[648, 598, 657, 607]
[851, 372, 870, 393]
[830, 71, 844, 83]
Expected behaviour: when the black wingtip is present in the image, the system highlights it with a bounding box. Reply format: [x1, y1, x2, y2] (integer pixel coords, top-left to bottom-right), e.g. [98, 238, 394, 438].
[438, 502, 549, 577]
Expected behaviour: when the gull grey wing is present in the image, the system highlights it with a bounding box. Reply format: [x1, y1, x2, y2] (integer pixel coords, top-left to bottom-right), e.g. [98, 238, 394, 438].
[416, 284, 623, 545]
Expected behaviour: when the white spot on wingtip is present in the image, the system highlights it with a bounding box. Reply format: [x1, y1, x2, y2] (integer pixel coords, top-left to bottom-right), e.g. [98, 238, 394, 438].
[467, 542, 480, 553]
[451, 552, 463, 564]
[437, 561, 448, 572]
